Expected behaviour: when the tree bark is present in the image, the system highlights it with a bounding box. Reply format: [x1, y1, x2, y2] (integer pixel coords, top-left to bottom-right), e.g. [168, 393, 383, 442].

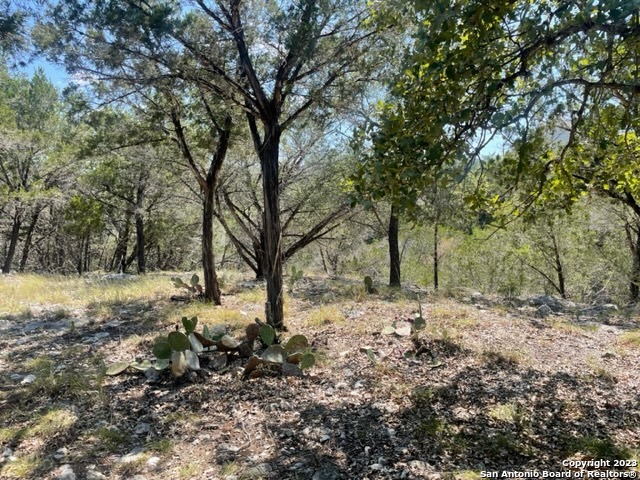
[550, 229, 567, 299]
[388, 205, 401, 287]
[2, 211, 23, 274]
[202, 184, 222, 304]
[253, 232, 266, 281]
[135, 187, 146, 274]
[19, 208, 41, 272]
[261, 127, 285, 329]
[630, 223, 640, 302]
[113, 211, 132, 273]
[433, 221, 439, 291]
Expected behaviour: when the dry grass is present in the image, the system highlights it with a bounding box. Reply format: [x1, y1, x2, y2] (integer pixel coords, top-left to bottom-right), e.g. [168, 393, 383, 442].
[551, 320, 599, 335]
[0, 455, 43, 478]
[0, 273, 174, 315]
[305, 305, 345, 327]
[619, 329, 640, 348]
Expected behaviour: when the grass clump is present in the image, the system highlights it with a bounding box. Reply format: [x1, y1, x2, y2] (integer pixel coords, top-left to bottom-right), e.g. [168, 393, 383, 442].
[147, 438, 173, 454]
[94, 427, 129, 451]
[619, 330, 640, 348]
[177, 462, 204, 478]
[237, 288, 265, 303]
[27, 408, 77, 437]
[567, 436, 633, 461]
[488, 402, 527, 426]
[551, 321, 599, 335]
[305, 305, 345, 327]
[1, 455, 43, 478]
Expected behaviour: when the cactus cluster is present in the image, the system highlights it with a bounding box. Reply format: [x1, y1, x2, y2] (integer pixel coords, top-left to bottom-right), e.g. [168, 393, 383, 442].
[287, 265, 304, 292]
[170, 274, 203, 296]
[243, 323, 315, 378]
[107, 315, 317, 379]
[377, 296, 439, 365]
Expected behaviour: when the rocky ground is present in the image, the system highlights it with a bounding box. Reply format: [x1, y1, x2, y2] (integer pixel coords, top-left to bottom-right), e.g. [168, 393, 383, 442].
[0, 275, 639, 480]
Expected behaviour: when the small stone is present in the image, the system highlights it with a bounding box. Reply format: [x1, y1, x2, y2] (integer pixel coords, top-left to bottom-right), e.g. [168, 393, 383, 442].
[242, 463, 272, 479]
[282, 362, 303, 377]
[312, 465, 340, 480]
[320, 434, 330, 443]
[21, 374, 36, 384]
[209, 353, 228, 371]
[2, 447, 13, 461]
[85, 470, 107, 480]
[146, 456, 161, 471]
[9, 374, 23, 381]
[370, 463, 383, 471]
[408, 460, 432, 473]
[134, 423, 151, 435]
[145, 368, 160, 383]
[54, 447, 68, 461]
[536, 304, 552, 318]
[119, 447, 144, 464]
[57, 464, 76, 480]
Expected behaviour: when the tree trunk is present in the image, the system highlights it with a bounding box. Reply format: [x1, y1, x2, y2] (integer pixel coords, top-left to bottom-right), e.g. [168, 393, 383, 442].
[203, 184, 222, 304]
[253, 233, 266, 281]
[113, 211, 132, 273]
[2, 211, 22, 274]
[135, 175, 146, 274]
[550, 230, 567, 299]
[19, 208, 41, 272]
[84, 232, 91, 272]
[388, 205, 401, 287]
[77, 236, 84, 275]
[631, 224, 640, 302]
[433, 221, 439, 291]
[135, 208, 145, 274]
[261, 128, 284, 329]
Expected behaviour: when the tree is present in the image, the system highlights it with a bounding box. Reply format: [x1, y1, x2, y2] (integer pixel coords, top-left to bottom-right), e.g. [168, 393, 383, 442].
[39, 0, 381, 327]
[215, 125, 350, 280]
[0, 67, 62, 274]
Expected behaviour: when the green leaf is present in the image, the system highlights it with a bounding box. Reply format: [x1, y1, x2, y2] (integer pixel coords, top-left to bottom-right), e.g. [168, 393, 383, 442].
[261, 345, 286, 364]
[259, 324, 275, 346]
[168, 331, 190, 352]
[381, 325, 396, 335]
[413, 316, 427, 331]
[286, 352, 302, 364]
[105, 362, 130, 376]
[284, 334, 309, 353]
[182, 316, 197, 334]
[130, 360, 153, 371]
[154, 358, 170, 370]
[300, 352, 315, 370]
[364, 348, 376, 364]
[152, 338, 172, 359]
